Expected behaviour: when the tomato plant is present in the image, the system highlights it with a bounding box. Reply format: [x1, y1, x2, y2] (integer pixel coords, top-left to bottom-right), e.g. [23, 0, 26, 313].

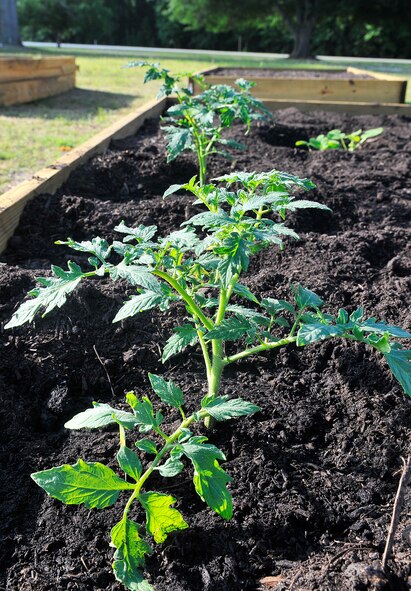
[6, 169, 411, 590]
[129, 62, 270, 185]
[296, 127, 383, 151]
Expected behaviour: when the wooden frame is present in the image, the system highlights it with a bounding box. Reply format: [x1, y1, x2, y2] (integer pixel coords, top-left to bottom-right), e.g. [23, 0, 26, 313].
[261, 98, 411, 115]
[1, 83, 410, 253]
[190, 66, 408, 110]
[0, 56, 77, 106]
[0, 96, 167, 253]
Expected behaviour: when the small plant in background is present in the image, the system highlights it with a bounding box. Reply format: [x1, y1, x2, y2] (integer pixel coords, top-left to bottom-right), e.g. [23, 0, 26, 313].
[6, 169, 411, 590]
[128, 62, 271, 185]
[296, 127, 383, 151]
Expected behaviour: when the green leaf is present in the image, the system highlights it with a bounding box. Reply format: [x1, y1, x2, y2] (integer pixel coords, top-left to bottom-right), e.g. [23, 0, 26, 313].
[359, 320, 411, 339]
[225, 305, 270, 326]
[205, 316, 252, 341]
[114, 222, 157, 243]
[293, 285, 324, 310]
[139, 491, 188, 543]
[202, 396, 260, 421]
[156, 457, 184, 478]
[161, 228, 199, 251]
[162, 324, 199, 363]
[261, 298, 295, 316]
[350, 307, 364, 322]
[181, 441, 233, 520]
[285, 200, 331, 212]
[110, 263, 161, 292]
[117, 446, 142, 481]
[183, 210, 233, 228]
[111, 518, 153, 591]
[148, 374, 184, 408]
[163, 126, 193, 161]
[337, 308, 349, 324]
[383, 346, 411, 397]
[57, 237, 111, 260]
[163, 183, 185, 199]
[367, 332, 391, 353]
[64, 402, 139, 430]
[135, 439, 158, 455]
[5, 261, 85, 329]
[113, 291, 164, 323]
[232, 282, 259, 304]
[297, 322, 345, 346]
[31, 460, 134, 509]
[131, 397, 160, 432]
[360, 127, 383, 142]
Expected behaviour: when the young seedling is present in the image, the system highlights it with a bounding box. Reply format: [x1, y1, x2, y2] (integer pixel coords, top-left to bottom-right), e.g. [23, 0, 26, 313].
[32, 377, 259, 590]
[6, 169, 411, 590]
[296, 127, 383, 151]
[128, 62, 271, 185]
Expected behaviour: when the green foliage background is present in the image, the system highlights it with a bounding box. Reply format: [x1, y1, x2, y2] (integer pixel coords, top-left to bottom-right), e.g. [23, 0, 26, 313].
[16, 0, 411, 58]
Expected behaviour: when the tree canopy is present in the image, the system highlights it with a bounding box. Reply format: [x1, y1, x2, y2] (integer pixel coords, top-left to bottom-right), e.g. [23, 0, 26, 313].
[15, 0, 411, 58]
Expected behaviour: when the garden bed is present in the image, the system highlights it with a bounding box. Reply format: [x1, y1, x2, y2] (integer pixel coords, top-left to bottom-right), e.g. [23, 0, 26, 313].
[190, 67, 410, 115]
[1, 107, 411, 591]
[0, 56, 77, 106]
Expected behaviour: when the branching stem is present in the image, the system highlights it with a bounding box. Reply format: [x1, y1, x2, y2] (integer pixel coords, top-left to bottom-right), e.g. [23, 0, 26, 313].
[224, 336, 297, 365]
[122, 408, 209, 520]
[153, 270, 213, 330]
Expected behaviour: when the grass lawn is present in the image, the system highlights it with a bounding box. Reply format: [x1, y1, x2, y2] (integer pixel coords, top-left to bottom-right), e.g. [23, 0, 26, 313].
[1, 46, 410, 193]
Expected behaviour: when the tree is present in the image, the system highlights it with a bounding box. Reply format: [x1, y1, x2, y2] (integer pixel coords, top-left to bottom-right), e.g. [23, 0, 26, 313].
[273, 0, 318, 58]
[17, 0, 115, 44]
[165, 0, 323, 58]
[0, 0, 21, 45]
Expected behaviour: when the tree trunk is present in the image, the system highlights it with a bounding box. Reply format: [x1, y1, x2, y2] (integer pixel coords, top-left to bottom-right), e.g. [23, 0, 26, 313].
[0, 0, 21, 46]
[290, 0, 317, 58]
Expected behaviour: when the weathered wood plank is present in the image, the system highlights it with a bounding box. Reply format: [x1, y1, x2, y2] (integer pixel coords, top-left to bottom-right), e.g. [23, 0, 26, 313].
[0, 96, 168, 253]
[0, 57, 76, 81]
[199, 74, 405, 103]
[0, 73, 76, 106]
[262, 98, 411, 115]
[191, 67, 407, 104]
[346, 66, 408, 81]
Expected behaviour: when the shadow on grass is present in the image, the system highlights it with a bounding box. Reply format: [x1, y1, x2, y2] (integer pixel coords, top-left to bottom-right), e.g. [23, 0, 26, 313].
[0, 87, 139, 120]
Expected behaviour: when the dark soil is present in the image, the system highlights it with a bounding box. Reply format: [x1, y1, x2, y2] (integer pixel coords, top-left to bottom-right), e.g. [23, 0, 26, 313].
[1, 108, 411, 591]
[212, 68, 375, 79]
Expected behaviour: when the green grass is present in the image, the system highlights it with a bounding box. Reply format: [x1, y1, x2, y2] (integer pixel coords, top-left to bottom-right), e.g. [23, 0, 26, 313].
[1, 46, 410, 193]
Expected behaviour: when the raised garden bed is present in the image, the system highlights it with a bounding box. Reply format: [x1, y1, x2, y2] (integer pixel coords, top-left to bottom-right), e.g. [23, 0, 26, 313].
[190, 67, 410, 115]
[0, 56, 77, 106]
[0, 101, 411, 591]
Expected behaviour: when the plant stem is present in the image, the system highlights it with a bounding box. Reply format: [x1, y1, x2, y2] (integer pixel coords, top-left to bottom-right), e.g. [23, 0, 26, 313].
[122, 408, 209, 520]
[203, 282, 236, 427]
[223, 336, 297, 364]
[197, 328, 212, 381]
[153, 270, 213, 330]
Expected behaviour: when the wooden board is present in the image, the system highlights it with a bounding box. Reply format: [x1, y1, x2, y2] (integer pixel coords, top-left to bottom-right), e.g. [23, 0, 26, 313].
[0, 56, 76, 81]
[0, 96, 167, 253]
[262, 98, 411, 115]
[0, 56, 77, 106]
[196, 75, 405, 103]
[347, 66, 408, 82]
[191, 67, 407, 104]
[0, 73, 75, 106]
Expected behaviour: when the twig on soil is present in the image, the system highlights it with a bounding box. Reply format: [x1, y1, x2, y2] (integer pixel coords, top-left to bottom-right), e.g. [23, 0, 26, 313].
[93, 344, 115, 398]
[80, 556, 90, 572]
[381, 455, 411, 571]
[323, 543, 372, 571]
